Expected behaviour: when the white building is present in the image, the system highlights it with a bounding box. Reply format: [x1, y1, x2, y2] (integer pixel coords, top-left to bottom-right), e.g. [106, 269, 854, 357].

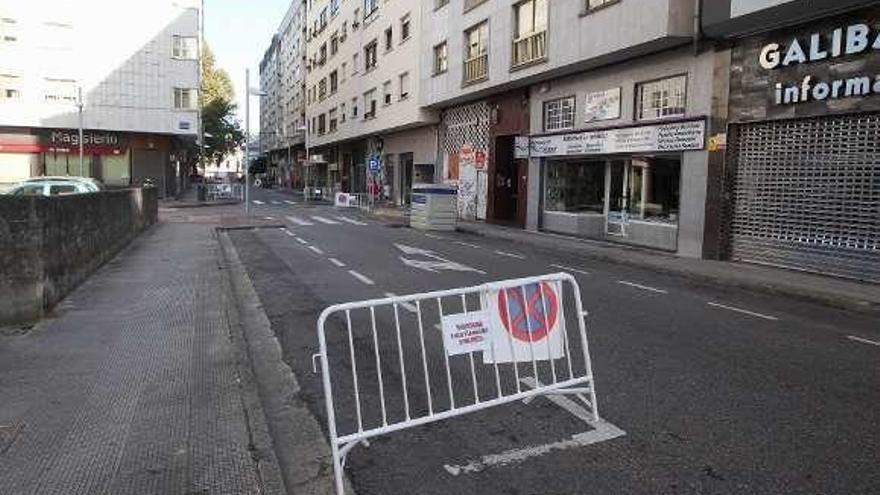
[304, 0, 438, 204]
[0, 0, 201, 195]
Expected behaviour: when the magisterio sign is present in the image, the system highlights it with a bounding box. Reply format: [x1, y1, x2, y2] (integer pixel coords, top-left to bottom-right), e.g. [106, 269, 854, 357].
[760, 22, 880, 105]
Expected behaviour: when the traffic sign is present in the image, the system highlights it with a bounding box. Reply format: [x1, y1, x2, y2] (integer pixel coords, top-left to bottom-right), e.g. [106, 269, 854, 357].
[484, 281, 565, 363]
[369, 157, 380, 171]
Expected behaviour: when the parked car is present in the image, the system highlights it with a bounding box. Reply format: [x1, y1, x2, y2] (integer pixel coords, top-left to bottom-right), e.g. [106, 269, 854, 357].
[5, 177, 104, 196]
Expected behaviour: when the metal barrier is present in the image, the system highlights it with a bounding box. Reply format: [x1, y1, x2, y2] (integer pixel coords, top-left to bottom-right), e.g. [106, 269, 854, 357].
[316, 273, 600, 494]
[203, 183, 243, 201]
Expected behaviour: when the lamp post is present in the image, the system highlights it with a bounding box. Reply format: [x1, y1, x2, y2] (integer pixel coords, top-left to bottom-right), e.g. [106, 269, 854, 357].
[77, 87, 84, 177]
[296, 124, 309, 202]
[244, 68, 267, 215]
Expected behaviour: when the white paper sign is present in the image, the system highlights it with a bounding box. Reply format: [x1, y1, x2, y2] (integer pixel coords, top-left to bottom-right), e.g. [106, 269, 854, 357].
[584, 87, 621, 123]
[483, 281, 565, 364]
[441, 310, 491, 356]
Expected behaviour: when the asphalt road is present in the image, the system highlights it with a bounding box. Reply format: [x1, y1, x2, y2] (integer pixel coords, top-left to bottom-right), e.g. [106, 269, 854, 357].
[231, 188, 880, 495]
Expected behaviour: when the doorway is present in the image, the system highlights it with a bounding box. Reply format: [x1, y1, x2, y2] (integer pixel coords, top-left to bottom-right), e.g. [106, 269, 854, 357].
[490, 135, 526, 227]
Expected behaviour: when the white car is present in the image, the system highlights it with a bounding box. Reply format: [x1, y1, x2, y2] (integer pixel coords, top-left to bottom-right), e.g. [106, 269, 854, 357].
[6, 177, 104, 196]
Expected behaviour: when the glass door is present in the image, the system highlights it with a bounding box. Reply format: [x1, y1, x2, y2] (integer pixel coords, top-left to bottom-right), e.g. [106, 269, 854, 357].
[606, 159, 629, 236]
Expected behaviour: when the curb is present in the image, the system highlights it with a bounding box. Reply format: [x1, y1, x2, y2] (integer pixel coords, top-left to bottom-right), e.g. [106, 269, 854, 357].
[456, 224, 880, 316]
[218, 230, 349, 495]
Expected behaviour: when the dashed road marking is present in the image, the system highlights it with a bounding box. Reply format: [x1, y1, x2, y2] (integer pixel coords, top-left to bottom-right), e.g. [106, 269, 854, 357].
[264, 216, 275, 220]
[328, 258, 346, 268]
[495, 250, 526, 260]
[295, 238, 308, 245]
[846, 335, 880, 347]
[348, 270, 375, 285]
[284, 200, 297, 205]
[252, 200, 265, 205]
[312, 215, 340, 225]
[287, 216, 314, 226]
[424, 233, 446, 240]
[271, 200, 282, 205]
[454, 241, 481, 249]
[308, 245, 325, 255]
[283, 230, 296, 237]
[707, 302, 778, 321]
[334, 216, 368, 226]
[384, 293, 418, 313]
[550, 264, 590, 276]
[617, 281, 668, 294]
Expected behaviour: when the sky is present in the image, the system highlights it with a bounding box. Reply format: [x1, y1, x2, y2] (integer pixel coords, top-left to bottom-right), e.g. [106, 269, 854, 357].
[204, 0, 291, 135]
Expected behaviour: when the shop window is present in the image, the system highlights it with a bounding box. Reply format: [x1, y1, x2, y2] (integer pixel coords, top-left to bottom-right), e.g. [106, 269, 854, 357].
[609, 159, 680, 223]
[635, 75, 687, 121]
[433, 41, 448, 75]
[544, 161, 605, 213]
[543, 96, 575, 132]
[172, 35, 198, 59]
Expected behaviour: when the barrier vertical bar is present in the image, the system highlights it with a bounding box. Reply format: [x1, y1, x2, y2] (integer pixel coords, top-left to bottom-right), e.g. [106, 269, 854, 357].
[502, 289, 522, 394]
[539, 283, 558, 384]
[345, 309, 364, 432]
[415, 300, 434, 415]
[436, 297, 456, 410]
[392, 303, 411, 420]
[482, 291, 503, 399]
[369, 306, 388, 426]
[461, 293, 480, 404]
[557, 281, 575, 381]
[520, 284, 540, 384]
[317, 311, 346, 495]
[568, 276, 599, 421]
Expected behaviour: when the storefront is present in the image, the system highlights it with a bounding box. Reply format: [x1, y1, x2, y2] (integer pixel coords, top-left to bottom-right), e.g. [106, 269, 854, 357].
[724, 8, 880, 282]
[531, 119, 706, 252]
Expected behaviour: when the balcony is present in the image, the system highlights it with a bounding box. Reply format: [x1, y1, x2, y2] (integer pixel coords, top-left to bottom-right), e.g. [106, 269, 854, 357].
[463, 53, 488, 85]
[512, 29, 547, 69]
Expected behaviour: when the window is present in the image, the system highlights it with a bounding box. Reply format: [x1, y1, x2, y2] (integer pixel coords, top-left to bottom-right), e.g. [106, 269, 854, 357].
[329, 70, 338, 94]
[330, 32, 339, 55]
[364, 0, 378, 19]
[464, 0, 489, 12]
[318, 77, 327, 100]
[173, 87, 198, 110]
[364, 41, 378, 71]
[340, 103, 347, 123]
[464, 22, 489, 83]
[353, 9, 361, 28]
[400, 14, 411, 42]
[172, 35, 198, 59]
[620, 158, 681, 222]
[399, 72, 410, 100]
[544, 161, 606, 214]
[585, 0, 619, 12]
[330, 0, 341, 16]
[635, 75, 687, 121]
[317, 113, 326, 134]
[45, 78, 77, 103]
[1, 18, 18, 43]
[341, 62, 348, 82]
[49, 184, 77, 196]
[384, 27, 393, 51]
[329, 108, 338, 132]
[433, 42, 448, 75]
[352, 52, 360, 74]
[383, 80, 392, 105]
[435, 0, 449, 9]
[363, 89, 377, 119]
[543, 96, 575, 131]
[351, 97, 359, 118]
[512, 0, 547, 67]
[0, 74, 21, 99]
[319, 43, 327, 64]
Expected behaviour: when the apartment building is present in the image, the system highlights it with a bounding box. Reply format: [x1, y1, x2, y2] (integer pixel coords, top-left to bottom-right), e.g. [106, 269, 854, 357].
[259, 0, 308, 188]
[703, 0, 880, 281]
[304, 0, 438, 204]
[0, 0, 201, 196]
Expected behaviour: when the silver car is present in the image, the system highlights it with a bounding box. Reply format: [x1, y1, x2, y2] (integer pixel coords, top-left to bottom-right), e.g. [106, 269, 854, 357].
[6, 177, 104, 196]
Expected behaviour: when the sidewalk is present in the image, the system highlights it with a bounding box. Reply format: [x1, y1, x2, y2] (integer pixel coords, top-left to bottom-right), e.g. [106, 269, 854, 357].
[0, 216, 279, 493]
[455, 221, 880, 315]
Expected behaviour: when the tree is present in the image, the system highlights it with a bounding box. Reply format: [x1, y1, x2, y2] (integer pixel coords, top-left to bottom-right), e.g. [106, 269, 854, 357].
[201, 44, 244, 168]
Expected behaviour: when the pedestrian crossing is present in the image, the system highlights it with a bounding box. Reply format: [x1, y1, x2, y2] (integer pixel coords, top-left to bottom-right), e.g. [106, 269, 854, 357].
[285, 215, 370, 228]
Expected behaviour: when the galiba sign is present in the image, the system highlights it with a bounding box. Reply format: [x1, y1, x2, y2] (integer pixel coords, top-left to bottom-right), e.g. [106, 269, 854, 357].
[760, 23, 880, 105]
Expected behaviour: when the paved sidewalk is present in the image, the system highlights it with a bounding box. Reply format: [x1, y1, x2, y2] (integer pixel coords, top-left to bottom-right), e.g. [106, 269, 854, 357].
[456, 220, 880, 314]
[0, 221, 269, 494]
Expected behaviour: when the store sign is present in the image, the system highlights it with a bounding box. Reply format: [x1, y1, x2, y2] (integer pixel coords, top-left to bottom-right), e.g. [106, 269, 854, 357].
[514, 136, 530, 159]
[38, 129, 126, 155]
[584, 87, 621, 123]
[529, 119, 706, 158]
[760, 22, 880, 105]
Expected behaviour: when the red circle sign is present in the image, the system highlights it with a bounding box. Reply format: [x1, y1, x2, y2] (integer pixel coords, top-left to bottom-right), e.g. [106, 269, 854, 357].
[497, 282, 558, 342]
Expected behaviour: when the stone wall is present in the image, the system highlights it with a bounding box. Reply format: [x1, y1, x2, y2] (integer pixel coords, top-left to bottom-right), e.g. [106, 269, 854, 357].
[0, 187, 158, 325]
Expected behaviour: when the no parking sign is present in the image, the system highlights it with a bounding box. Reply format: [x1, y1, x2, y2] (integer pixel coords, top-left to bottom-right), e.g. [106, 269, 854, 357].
[483, 281, 565, 364]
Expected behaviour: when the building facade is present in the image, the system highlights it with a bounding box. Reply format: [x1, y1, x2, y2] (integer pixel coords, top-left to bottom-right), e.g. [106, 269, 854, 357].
[304, 0, 438, 204]
[704, 0, 880, 281]
[0, 0, 201, 196]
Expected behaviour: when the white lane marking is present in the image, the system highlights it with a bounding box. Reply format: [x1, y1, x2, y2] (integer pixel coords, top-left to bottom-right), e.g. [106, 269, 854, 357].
[308, 245, 325, 255]
[454, 241, 481, 249]
[444, 378, 625, 476]
[252, 200, 265, 205]
[495, 250, 526, 260]
[283, 230, 296, 237]
[271, 200, 282, 205]
[287, 216, 314, 226]
[333, 216, 368, 226]
[348, 270, 375, 286]
[264, 216, 275, 220]
[707, 302, 778, 321]
[284, 200, 297, 205]
[328, 258, 347, 268]
[384, 293, 418, 313]
[846, 335, 880, 347]
[295, 238, 308, 245]
[617, 280, 668, 294]
[550, 264, 591, 276]
[311, 215, 340, 225]
[424, 233, 446, 240]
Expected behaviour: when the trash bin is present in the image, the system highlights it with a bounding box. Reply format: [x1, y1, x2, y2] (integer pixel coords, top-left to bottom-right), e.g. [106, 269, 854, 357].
[409, 184, 457, 231]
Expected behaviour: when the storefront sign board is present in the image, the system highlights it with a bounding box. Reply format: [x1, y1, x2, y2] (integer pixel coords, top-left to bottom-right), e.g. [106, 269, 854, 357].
[529, 119, 706, 158]
[514, 136, 530, 159]
[584, 87, 621, 122]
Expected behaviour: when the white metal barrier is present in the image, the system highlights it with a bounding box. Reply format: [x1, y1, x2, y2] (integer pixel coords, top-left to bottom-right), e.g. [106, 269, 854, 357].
[204, 183, 243, 201]
[315, 273, 600, 494]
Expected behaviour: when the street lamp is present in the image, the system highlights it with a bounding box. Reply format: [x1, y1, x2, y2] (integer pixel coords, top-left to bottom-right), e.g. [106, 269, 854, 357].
[244, 68, 267, 215]
[77, 87, 84, 177]
[296, 124, 309, 202]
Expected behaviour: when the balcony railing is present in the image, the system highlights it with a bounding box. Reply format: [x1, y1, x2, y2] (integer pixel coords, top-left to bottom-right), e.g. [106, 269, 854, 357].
[463, 53, 488, 85]
[512, 29, 547, 69]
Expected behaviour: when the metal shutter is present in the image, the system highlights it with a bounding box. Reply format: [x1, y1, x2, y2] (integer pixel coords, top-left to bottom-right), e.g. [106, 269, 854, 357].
[727, 113, 880, 283]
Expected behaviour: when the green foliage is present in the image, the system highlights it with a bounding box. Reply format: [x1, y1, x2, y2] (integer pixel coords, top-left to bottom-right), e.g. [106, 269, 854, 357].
[201, 45, 244, 165]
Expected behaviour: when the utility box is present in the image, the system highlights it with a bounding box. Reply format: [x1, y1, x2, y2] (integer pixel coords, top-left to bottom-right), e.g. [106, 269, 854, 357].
[410, 184, 457, 231]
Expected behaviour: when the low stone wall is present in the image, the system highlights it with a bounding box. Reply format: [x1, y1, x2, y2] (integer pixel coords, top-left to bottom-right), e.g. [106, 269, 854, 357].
[0, 187, 158, 325]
